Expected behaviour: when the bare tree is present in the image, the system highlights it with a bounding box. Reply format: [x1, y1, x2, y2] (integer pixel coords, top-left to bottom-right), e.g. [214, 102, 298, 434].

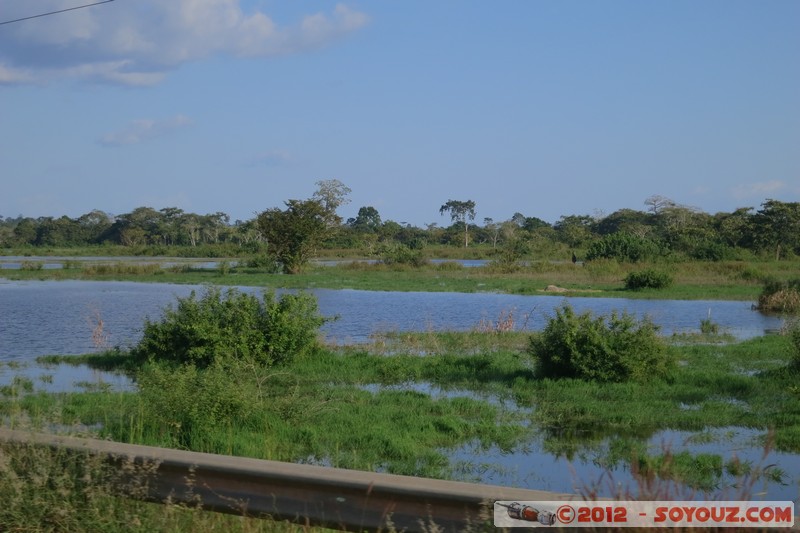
[312, 179, 352, 227]
[644, 195, 675, 215]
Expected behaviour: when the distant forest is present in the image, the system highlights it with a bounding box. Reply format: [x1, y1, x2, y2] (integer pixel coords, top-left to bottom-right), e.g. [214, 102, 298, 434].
[1, 195, 798, 262]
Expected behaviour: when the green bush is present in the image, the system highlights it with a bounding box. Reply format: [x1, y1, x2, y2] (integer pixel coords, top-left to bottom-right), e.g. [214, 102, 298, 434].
[528, 304, 674, 382]
[585, 232, 663, 263]
[377, 242, 428, 267]
[132, 287, 326, 368]
[486, 237, 529, 273]
[244, 254, 281, 272]
[685, 240, 734, 261]
[136, 363, 251, 446]
[624, 268, 674, 290]
[699, 318, 720, 335]
[434, 261, 464, 271]
[20, 261, 43, 271]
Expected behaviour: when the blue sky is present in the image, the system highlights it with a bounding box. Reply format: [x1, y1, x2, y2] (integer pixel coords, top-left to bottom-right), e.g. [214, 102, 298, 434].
[1, 1, 798, 226]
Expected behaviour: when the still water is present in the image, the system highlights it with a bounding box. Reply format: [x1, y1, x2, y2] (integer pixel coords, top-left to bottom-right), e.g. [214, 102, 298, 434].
[0, 279, 796, 501]
[0, 279, 784, 359]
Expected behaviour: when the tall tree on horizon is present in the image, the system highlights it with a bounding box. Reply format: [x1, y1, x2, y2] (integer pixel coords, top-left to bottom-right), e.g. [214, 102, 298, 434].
[439, 199, 476, 247]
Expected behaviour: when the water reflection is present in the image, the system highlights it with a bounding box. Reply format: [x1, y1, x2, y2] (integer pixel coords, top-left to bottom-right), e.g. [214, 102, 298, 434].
[447, 427, 800, 501]
[360, 382, 522, 411]
[0, 362, 133, 393]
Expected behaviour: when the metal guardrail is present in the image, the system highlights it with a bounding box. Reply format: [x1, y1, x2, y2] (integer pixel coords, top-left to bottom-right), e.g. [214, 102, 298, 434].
[0, 428, 578, 532]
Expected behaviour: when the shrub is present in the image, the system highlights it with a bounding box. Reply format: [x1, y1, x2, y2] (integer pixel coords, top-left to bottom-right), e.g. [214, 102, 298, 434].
[699, 318, 720, 335]
[585, 233, 663, 263]
[434, 261, 464, 272]
[244, 254, 281, 272]
[20, 261, 43, 271]
[528, 304, 673, 382]
[757, 279, 800, 314]
[377, 242, 428, 267]
[136, 362, 251, 446]
[624, 269, 674, 290]
[486, 237, 529, 273]
[132, 287, 326, 368]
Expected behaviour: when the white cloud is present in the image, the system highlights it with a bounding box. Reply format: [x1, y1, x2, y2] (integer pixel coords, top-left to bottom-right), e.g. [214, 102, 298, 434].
[0, 1, 368, 86]
[0, 63, 33, 84]
[731, 180, 786, 200]
[99, 115, 193, 146]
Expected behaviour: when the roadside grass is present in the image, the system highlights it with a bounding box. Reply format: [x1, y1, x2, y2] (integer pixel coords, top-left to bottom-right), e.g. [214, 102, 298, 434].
[0, 437, 336, 533]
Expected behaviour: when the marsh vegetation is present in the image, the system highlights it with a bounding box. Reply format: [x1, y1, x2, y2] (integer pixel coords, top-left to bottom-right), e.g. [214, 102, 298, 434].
[2, 286, 799, 531]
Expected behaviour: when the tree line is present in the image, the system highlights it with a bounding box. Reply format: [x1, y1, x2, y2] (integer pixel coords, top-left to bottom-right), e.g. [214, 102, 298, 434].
[1, 183, 798, 269]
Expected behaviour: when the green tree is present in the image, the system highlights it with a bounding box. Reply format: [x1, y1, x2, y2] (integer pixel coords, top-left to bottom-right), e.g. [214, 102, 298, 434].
[349, 206, 382, 232]
[109, 207, 162, 245]
[179, 213, 202, 247]
[201, 212, 231, 244]
[754, 199, 800, 260]
[714, 207, 754, 249]
[521, 215, 551, 233]
[256, 199, 329, 274]
[483, 217, 500, 248]
[158, 207, 184, 245]
[654, 205, 715, 255]
[77, 210, 113, 244]
[554, 215, 595, 248]
[439, 199, 476, 247]
[378, 220, 403, 241]
[594, 208, 653, 237]
[35, 216, 82, 246]
[11, 218, 38, 245]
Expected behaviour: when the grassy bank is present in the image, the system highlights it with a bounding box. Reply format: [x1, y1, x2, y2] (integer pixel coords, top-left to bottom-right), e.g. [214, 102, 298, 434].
[4, 257, 799, 301]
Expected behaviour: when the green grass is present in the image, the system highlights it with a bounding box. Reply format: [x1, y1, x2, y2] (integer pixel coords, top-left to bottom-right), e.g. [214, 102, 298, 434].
[5, 258, 794, 301]
[517, 334, 800, 457]
[0, 438, 337, 533]
[38, 348, 142, 373]
[593, 439, 786, 494]
[2, 328, 799, 528]
[13, 331, 800, 456]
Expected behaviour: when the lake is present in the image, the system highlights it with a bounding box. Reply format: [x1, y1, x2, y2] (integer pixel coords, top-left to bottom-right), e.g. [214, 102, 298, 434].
[0, 279, 784, 359]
